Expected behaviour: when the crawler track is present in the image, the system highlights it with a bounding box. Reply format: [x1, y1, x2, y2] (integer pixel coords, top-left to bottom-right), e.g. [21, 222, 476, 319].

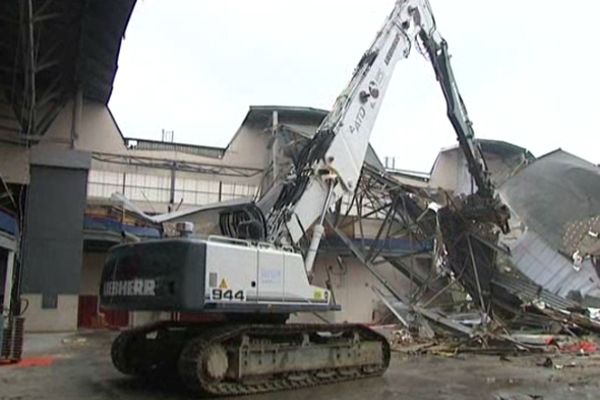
[112, 322, 390, 396]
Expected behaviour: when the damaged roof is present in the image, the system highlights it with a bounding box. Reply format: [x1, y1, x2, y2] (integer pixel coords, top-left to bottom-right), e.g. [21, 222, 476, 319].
[499, 149, 600, 303]
[500, 149, 600, 251]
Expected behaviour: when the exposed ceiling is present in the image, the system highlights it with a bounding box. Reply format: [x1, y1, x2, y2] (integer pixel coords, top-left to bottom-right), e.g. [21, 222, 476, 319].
[0, 0, 135, 138]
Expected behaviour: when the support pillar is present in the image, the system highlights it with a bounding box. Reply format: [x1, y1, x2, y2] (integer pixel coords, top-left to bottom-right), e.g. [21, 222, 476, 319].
[20, 147, 90, 331]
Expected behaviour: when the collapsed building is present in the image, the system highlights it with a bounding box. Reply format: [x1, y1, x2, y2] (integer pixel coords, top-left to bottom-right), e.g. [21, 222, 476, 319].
[499, 150, 600, 306]
[383, 141, 600, 337]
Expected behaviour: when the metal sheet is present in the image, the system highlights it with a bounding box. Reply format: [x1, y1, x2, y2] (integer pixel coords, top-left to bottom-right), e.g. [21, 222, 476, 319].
[509, 230, 600, 299]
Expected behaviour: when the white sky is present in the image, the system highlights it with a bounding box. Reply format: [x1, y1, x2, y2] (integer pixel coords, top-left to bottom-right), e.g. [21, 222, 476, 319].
[109, 0, 600, 172]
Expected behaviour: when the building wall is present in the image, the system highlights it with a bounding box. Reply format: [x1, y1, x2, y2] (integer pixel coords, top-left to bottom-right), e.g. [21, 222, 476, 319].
[86, 166, 258, 215]
[428, 144, 530, 195]
[303, 254, 414, 324]
[26, 100, 278, 174]
[72, 101, 267, 215]
[20, 294, 79, 332]
[78, 251, 130, 329]
[221, 125, 271, 170]
[80, 252, 106, 296]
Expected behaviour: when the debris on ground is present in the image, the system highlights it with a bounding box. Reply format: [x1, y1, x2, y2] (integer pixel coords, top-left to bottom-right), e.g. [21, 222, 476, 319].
[61, 337, 87, 345]
[494, 394, 544, 400]
[557, 340, 598, 354]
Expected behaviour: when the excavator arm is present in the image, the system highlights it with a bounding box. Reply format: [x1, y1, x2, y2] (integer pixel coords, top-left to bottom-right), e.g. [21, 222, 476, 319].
[268, 0, 509, 274]
[267, 1, 417, 252]
[410, 3, 510, 232]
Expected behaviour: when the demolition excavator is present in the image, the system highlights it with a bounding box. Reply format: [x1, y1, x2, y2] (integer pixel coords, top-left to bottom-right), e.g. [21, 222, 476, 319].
[100, 0, 509, 395]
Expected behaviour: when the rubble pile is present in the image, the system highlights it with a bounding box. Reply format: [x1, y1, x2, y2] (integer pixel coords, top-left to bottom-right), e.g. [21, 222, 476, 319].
[343, 144, 600, 360]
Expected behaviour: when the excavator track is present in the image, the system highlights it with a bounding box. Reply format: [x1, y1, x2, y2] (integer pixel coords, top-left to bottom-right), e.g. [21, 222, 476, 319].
[111, 322, 390, 396]
[177, 323, 390, 396]
[111, 321, 191, 378]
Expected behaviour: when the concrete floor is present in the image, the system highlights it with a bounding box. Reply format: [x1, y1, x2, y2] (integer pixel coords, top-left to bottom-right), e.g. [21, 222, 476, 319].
[1, 330, 600, 400]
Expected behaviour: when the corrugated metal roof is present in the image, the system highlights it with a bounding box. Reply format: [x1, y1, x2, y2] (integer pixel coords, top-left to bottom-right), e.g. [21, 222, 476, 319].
[509, 228, 600, 300]
[123, 138, 225, 159]
[491, 273, 578, 311]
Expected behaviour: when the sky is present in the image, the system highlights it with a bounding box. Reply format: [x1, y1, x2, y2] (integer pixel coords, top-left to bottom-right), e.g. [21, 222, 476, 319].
[109, 0, 600, 172]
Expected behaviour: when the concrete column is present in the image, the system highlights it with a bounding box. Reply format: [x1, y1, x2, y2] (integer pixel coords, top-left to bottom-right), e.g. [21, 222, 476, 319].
[20, 147, 90, 331]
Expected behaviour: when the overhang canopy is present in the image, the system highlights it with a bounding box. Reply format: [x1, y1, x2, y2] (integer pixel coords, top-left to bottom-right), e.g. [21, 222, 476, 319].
[0, 0, 136, 137]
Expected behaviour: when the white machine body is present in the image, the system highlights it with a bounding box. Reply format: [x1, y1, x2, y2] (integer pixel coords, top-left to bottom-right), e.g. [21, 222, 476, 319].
[203, 237, 331, 307]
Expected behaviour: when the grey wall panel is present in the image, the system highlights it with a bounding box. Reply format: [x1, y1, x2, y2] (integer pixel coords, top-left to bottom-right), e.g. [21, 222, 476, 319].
[21, 165, 88, 294]
[30, 147, 91, 170]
